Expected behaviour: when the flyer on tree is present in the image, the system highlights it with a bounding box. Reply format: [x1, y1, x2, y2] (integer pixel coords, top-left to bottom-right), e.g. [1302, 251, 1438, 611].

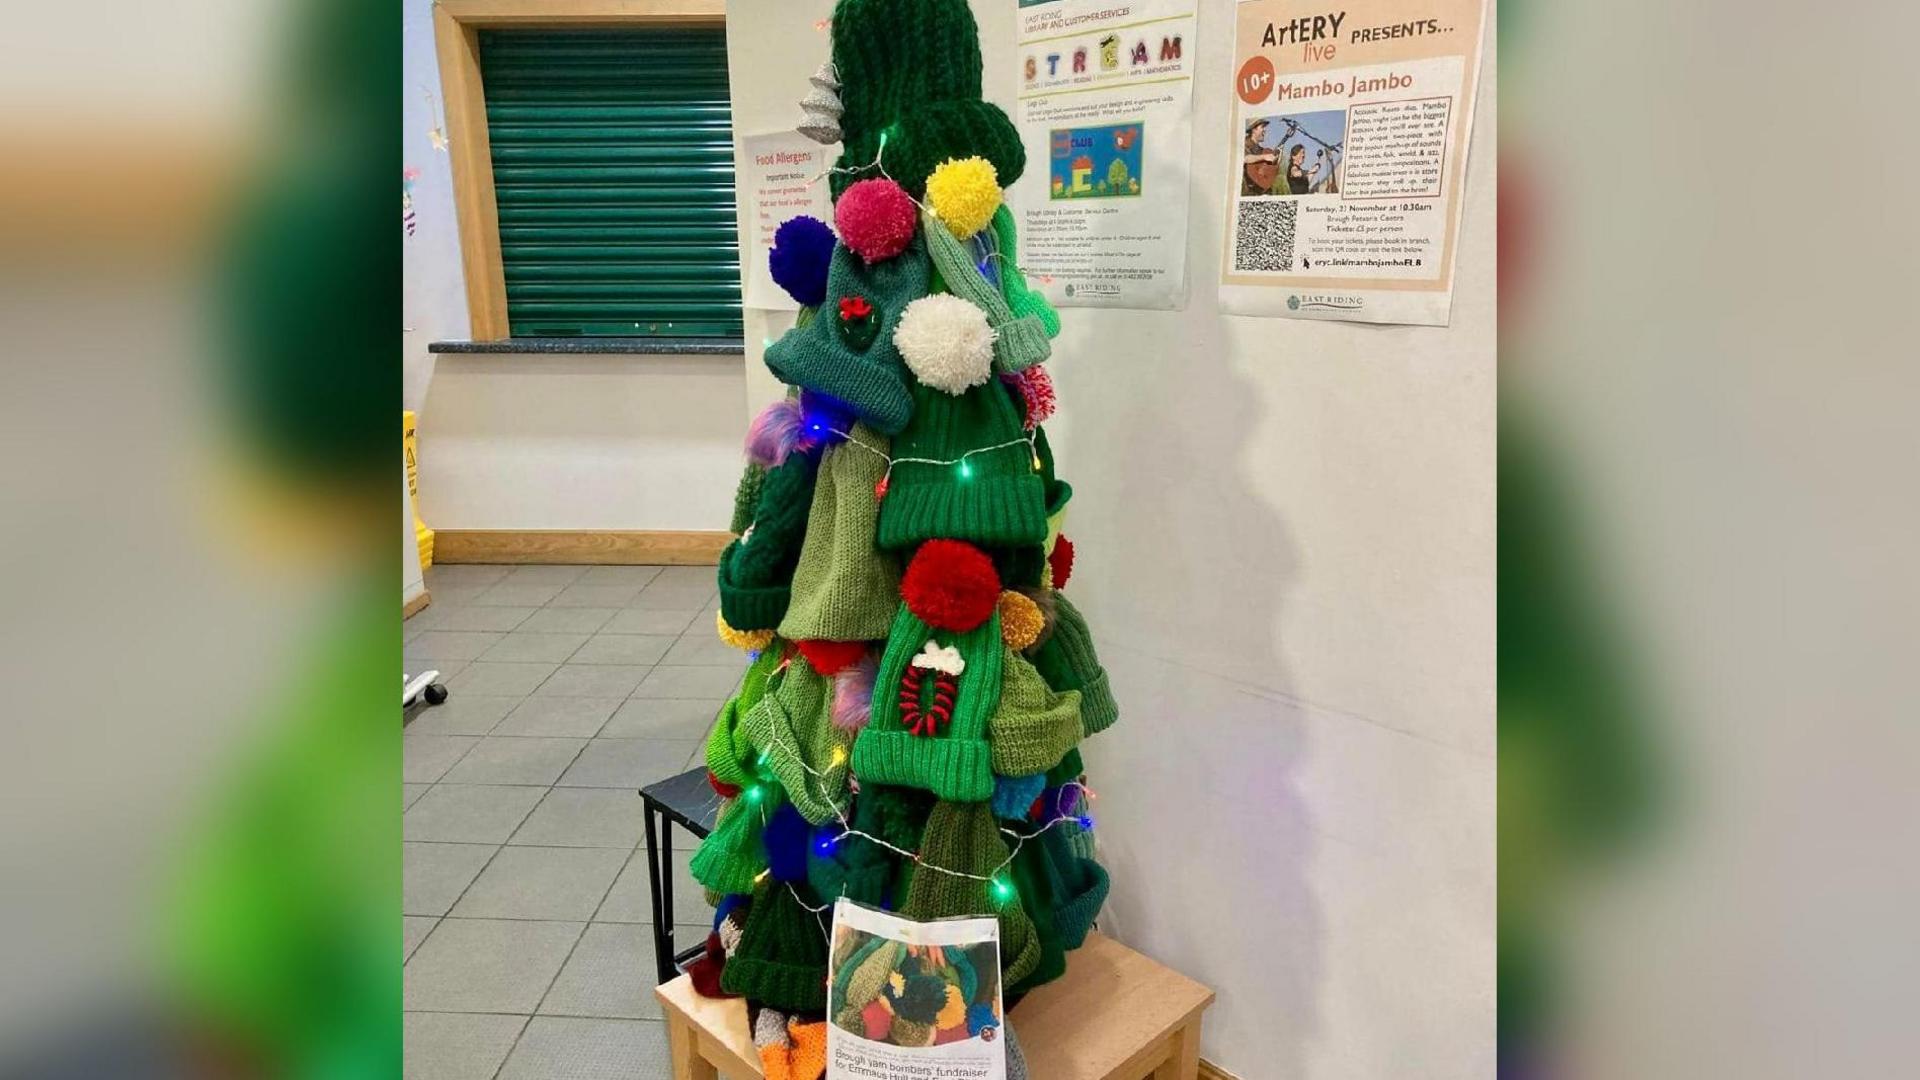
[1221, 0, 1487, 325]
[826, 898, 1006, 1079]
[741, 130, 835, 310]
[1011, 0, 1199, 310]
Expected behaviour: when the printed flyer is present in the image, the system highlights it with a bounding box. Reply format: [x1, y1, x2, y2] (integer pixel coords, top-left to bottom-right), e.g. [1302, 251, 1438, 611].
[741, 129, 835, 310]
[1011, 0, 1199, 310]
[826, 898, 1006, 1080]
[1220, 0, 1487, 325]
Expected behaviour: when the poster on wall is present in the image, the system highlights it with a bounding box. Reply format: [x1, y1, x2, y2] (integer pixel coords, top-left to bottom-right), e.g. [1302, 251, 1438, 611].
[1011, 0, 1199, 310]
[825, 898, 1006, 1079]
[741, 129, 835, 310]
[1220, 0, 1487, 325]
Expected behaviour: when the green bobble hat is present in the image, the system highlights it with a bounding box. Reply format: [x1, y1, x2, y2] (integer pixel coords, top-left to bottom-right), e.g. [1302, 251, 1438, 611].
[921, 209, 1050, 374]
[706, 647, 787, 788]
[741, 660, 853, 825]
[990, 206, 1059, 338]
[778, 425, 902, 642]
[729, 459, 767, 536]
[989, 646, 1084, 778]
[899, 800, 1041, 986]
[808, 783, 931, 907]
[764, 238, 928, 436]
[691, 788, 780, 897]
[1044, 746, 1083, 790]
[719, 880, 831, 1012]
[828, 0, 1024, 200]
[1041, 823, 1109, 950]
[852, 606, 1003, 802]
[719, 450, 821, 631]
[874, 379, 1049, 550]
[1029, 593, 1118, 737]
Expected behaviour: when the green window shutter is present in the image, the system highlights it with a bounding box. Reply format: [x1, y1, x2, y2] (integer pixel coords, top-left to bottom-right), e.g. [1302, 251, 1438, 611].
[480, 28, 742, 339]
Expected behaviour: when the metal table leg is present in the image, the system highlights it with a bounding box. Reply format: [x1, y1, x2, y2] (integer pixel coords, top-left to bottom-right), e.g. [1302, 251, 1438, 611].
[643, 800, 674, 984]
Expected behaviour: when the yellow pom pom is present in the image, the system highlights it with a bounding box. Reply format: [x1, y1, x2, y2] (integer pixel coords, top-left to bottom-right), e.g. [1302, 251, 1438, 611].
[716, 610, 774, 652]
[997, 590, 1045, 651]
[925, 156, 1002, 239]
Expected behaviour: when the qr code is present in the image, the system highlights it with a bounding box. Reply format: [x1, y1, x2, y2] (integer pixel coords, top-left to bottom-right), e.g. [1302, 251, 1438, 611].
[1234, 200, 1296, 272]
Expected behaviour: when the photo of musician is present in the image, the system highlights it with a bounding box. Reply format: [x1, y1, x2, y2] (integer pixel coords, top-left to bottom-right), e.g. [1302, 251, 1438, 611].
[1239, 109, 1345, 198]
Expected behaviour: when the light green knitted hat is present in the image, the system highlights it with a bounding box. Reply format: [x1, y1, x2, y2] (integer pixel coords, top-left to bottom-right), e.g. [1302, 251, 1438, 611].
[741, 660, 853, 825]
[851, 606, 1003, 802]
[1029, 593, 1118, 736]
[705, 646, 785, 787]
[989, 205, 1059, 338]
[690, 787, 780, 896]
[778, 424, 901, 642]
[989, 645, 1083, 777]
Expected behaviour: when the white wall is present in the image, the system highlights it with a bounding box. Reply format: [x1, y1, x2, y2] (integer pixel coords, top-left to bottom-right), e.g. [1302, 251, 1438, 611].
[728, 3, 1495, 1077]
[403, 0, 748, 532]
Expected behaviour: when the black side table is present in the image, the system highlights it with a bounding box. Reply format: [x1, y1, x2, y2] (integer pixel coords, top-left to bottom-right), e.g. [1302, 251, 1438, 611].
[639, 766, 720, 984]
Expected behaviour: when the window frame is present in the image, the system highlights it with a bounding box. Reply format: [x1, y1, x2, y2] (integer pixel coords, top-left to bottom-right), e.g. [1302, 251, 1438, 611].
[432, 0, 729, 341]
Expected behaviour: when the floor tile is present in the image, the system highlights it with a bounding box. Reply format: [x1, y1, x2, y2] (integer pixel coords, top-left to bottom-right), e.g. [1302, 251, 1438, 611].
[403, 917, 438, 964]
[441, 737, 587, 786]
[658, 632, 741, 666]
[425, 583, 493, 606]
[425, 564, 512, 589]
[480, 631, 591, 664]
[495, 1016, 671, 1080]
[449, 845, 627, 921]
[471, 581, 566, 607]
[631, 665, 742, 699]
[602, 608, 701, 635]
[534, 664, 649, 698]
[557, 738, 703, 790]
[404, 783, 431, 810]
[428, 606, 541, 633]
[648, 565, 715, 588]
[518, 607, 620, 634]
[600, 697, 724, 740]
[403, 918, 582, 1014]
[510, 788, 645, 849]
[630, 580, 716, 610]
[404, 694, 521, 736]
[404, 842, 500, 916]
[505, 564, 590, 585]
[403, 735, 480, 784]
[537, 923, 673, 1020]
[597, 848, 711, 926]
[448, 661, 560, 697]
[404, 631, 506, 662]
[550, 583, 644, 608]
[567, 634, 673, 666]
[405, 658, 467, 684]
[405, 785, 547, 844]
[494, 697, 622, 738]
[576, 565, 662, 586]
[403, 1011, 526, 1080]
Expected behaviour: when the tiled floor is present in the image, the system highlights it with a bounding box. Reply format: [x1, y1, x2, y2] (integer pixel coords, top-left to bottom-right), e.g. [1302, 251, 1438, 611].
[404, 563, 735, 1080]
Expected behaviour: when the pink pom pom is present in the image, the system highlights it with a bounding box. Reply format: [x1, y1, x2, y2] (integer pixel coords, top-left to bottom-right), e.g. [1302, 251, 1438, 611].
[832, 655, 877, 733]
[1002, 364, 1057, 429]
[745, 398, 809, 467]
[834, 179, 917, 263]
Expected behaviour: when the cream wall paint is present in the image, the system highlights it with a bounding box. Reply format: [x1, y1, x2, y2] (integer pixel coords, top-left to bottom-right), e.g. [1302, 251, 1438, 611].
[727, 3, 1495, 1077]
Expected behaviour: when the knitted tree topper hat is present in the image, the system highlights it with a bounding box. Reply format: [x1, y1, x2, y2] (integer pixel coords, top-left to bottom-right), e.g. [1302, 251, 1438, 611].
[778, 425, 902, 642]
[989, 645, 1084, 778]
[719, 449, 821, 631]
[742, 660, 853, 825]
[900, 800, 1042, 986]
[720, 880, 831, 1012]
[765, 237, 928, 437]
[920, 209, 1050, 374]
[875, 379, 1049, 550]
[827, 0, 1024, 200]
[1030, 593, 1119, 736]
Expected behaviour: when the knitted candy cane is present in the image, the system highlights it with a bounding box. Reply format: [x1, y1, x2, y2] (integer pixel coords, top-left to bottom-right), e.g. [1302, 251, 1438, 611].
[900, 640, 965, 737]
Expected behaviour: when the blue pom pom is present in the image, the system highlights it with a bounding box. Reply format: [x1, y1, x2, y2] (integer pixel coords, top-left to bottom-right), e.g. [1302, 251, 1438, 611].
[966, 1002, 998, 1037]
[762, 802, 811, 883]
[798, 389, 859, 446]
[769, 216, 836, 307]
[991, 772, 1046, 821]
[712, 892, 746, 929]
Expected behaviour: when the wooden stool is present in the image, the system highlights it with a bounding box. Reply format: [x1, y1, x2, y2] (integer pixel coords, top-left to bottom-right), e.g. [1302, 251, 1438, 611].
[655, 932, 1215, 1080]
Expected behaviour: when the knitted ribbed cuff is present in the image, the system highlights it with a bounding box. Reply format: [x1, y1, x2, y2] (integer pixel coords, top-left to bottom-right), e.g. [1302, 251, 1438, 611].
[992, 314, 1051, 374]
[690, 842, 766, 898]
[1079, 670, 1119, 736]
[1051, 856, 1109, 949]
[1044, 476, 1073, 518]
[720, 954, 829, 1012]
[851, 729, 995, 802]
[990, 686, 1083, 777]
[874, 470, 1049, 549]
[1000, 911, 1042, 986]
[719, 576, 792, 632]
[705, 698, 751, 787]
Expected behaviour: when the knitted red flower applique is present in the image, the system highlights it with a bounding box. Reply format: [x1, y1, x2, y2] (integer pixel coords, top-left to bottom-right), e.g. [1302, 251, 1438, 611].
[838, 294, 880, 351]
[839, 296, 873, 319]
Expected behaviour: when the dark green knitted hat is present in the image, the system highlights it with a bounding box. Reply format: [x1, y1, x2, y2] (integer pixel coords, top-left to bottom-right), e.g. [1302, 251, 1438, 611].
[729, 459, 767, 536]
[852, 606, 1002, 802]
[718, 449, 821, 631]
[764, 238, 927, 436]
[1032, 425, 1074, 519]
[720, 880, 831, 1011]
[828, 0, 1024, 200]
[1005, 833, 1065, 994]
[808, 784, 931, 907]
[741, 660, 852, 825]
[1030, 593, 1118, 736]
[875, 380, 1048, 550]
[899, 800, 1040, 986]
[778, 425, 902, 642]
[989, 645, 1083, 778]
[1041, 824, 1109, 951]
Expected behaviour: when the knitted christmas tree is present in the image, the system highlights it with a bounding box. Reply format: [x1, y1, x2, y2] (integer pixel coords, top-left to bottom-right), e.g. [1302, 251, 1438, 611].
[690, 0, 1113, 1060]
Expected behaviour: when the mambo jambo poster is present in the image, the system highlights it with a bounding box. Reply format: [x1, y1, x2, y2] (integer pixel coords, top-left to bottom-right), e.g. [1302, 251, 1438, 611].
[1221, 0, 1487, 325]
[826, 899, 1007, 1079]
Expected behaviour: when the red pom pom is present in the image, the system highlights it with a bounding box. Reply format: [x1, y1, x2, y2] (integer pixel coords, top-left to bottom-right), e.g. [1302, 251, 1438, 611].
[708, 770, 741, 799]
[796, 638, 868, 677]
[901, 540, 1001, 632]
[835, 178, 918, 263]
[1049, 535, 1075, 590]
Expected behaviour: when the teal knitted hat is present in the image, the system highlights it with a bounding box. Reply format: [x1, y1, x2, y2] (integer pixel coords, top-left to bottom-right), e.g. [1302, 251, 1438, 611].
[778, 425, 902, 642]
[874, 380, 1049, 550]
[1029, 593, 1118, 736]
[852, 605, 1003, 802]
[719, 450, 821, 631]
[989, 645, 1083, 778]
[719, 880, 831, 1011]
[1041, 824, 1109, 950]
[741, 660, 853, 825]
[921, 209, 1049, 374]
[764, 238, 928, 436]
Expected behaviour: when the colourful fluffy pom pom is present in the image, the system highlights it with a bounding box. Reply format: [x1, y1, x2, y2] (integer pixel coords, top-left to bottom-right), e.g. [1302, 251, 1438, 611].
[1048, 534, 1075, 590]
[832, 655, 877, 732]
[835, 178, 917, 263]
[901, 540, 1001, 632]
[745, 398, 809, 467]
[768, 215, 836, 306]
[796, 638, 867, 676]
[895, 294, 996, 395]
[924, 156, 1002, 239]
[996, 590, 1045, 650]
[1003, 363, 1057, 428]
[717, 610, 775, 652]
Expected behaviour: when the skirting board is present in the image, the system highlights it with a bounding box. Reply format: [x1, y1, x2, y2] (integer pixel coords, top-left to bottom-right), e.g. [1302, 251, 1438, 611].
[403, 588, 431, 619]
[1199, 1060, 1239, 1080]
[434, 529, 731, 565]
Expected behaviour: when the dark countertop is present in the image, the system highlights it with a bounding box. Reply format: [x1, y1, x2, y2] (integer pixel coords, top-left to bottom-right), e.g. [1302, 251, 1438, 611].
[430, 337, 746, 356]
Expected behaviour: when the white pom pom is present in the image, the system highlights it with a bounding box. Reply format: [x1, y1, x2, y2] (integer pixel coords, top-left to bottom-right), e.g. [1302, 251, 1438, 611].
[894, 294, 996, 395]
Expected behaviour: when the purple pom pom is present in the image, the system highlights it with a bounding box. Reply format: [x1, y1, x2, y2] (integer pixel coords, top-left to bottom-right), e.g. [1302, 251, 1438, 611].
[745, 398, 807, 467]
[763, 803, 811, 883]
[769, 216, 836, 307]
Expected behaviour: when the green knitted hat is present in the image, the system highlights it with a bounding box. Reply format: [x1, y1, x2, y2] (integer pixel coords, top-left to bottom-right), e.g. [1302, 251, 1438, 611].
[809, 784, 930, 907]
[1005, 834, 1065, 994]
[921, 209, 1049, 374]
[989, 646, 1083, 778]
[690, 788, 779, 896]
[990, 206, 1059, 338]
[741, 661, 852, 825]
[828, 0, 1024, 200]
[852, 606, 1003, 802]
[1041, 824, 1109, 950]
[778, 425, 902, 642]
[1030, 594, 1118, 736]
[1044, 746, 1083, 790]
[706, 646, 786, 787]
[1032, 425, 1073, 519]
[720, 881, 831, 1011]
[764, 238, 928, 436]
[874, 380, 1048, 550]
[899, 801, 1040, 986]
[719, 450, 821, 631]
[729, 459, 767, 536]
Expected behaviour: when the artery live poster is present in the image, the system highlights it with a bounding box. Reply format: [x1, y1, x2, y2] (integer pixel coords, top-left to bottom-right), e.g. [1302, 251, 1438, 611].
[1222, 0, 1486, 325]
[1011, 0, 1199, 310]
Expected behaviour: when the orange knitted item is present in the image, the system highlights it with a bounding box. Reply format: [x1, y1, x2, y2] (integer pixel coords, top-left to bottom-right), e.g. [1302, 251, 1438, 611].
[788, 1020, 828, 1080]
